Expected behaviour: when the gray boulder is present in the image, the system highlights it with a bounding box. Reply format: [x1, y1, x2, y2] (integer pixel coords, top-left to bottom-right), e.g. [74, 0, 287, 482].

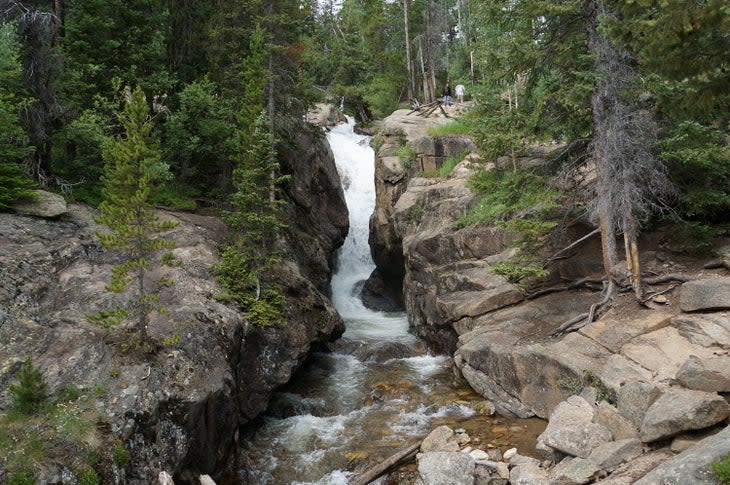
[676, 355, 730, 392]
[587, 438, 643, 473]
[680, 278, 730, 312]
[418, 452, 475, 485]
[594, 402, 639, 440]
[510, 463, 549, 485]
[635, 424, 730, 485]
[421, 425, 460, 453]
[12, 189, 67, 218]
[540, 396, 612, 458]
[548, 457, 601, 485]
[617, 382, 663, 429]
[640, 387, 730, 442]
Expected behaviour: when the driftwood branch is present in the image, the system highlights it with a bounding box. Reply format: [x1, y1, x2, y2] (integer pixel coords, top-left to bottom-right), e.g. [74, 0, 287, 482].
[544, 229, 600, 265]
[348, 442, 421, 485]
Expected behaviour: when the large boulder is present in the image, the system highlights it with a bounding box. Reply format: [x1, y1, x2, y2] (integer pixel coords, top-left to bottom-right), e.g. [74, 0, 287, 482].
[417, 452, 475, 485]
[680, 278, 730, 312]
[548, 457, 601, 485]
[509, 463, 549, 485]
[539, 396, 612, 458]
[676, 355, 730, 392]
[634, 424, 730, 485]
[639, 388, 730, 442]
[586, 438, 644, 473]
[11, 189, 67, 218]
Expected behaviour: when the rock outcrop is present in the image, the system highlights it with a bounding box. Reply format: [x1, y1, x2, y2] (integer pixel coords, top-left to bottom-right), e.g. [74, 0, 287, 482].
[0, 134, 348, 483]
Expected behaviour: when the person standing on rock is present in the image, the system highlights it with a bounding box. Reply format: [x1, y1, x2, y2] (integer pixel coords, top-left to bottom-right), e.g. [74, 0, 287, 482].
[455, 83, 465, 104]
[443, 83, 452, 106]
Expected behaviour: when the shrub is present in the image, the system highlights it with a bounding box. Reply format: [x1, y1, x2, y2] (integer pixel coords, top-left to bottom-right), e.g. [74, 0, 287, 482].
[713, 455, 730, 485]
[396, 143, 416, 169]
[9, 358, 48, 415]
[113, 446, 131, 467]
[78, 469, 100, 485]
[7, 469, 34, 485]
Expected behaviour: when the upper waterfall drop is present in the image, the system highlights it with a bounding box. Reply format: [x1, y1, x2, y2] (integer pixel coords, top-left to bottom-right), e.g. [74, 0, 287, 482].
[328, 117, 378, 319]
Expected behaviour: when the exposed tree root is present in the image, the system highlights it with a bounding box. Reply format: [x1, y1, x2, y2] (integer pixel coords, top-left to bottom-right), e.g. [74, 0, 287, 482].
[640, 283, 679, 306]
[527, 276, 605, 300]
[551, 281, 614, 336]
[644, 273, 692, 285]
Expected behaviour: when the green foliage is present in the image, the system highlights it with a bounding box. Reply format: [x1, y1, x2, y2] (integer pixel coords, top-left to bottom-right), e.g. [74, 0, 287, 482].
[491, 260, 549, 283]
[7, 469, 34, 485]
[215, 112, 287, 326]
[558, 370, 613, 405]
[162, 333, 182, 347]
[1, 388, 103, 481]
[9, 358, 48, 415]
[397, 143, 416, 169]
[457, 169, 560, 229]
[426, 120, 472, 137]
[78, 469, 100, 485]
[92, 385, 106, 398]
[406, 203, 424, 223]
[58, 385, 82, 403]
[0, 23, 35, 211]
[712, 455, 730, 485]
[93, 86, 179, 344]
[112, 446, 131, 467]
[424, 151, 468, 178]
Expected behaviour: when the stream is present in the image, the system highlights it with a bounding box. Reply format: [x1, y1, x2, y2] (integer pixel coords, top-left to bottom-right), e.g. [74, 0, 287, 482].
[239, 119, 545, 485]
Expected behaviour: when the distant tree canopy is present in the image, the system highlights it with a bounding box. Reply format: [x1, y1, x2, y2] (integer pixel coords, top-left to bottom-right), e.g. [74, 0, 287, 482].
[0, 0, 726, 258]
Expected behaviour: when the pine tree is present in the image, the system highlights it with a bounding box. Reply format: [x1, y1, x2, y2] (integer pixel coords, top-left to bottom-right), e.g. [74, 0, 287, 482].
[0, 22, 35, 211]
[9, 357, 48, 415]
[93, 86, 178, 348]
[215, 111, 287, 326]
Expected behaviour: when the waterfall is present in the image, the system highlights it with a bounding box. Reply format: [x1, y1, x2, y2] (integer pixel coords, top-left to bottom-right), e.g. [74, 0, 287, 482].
[238, 118, 536, 485]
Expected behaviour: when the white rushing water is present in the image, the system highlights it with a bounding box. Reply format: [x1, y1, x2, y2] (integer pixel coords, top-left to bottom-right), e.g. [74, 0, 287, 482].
[239, 118, 473, 485]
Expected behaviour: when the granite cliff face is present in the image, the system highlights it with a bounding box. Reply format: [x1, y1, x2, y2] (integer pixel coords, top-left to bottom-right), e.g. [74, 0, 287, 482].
[369, 109, 730, 483]
[0, 133, 348, 484]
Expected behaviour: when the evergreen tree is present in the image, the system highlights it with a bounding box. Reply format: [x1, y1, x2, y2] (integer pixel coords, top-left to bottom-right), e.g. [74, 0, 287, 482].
[9, 357, 48, 415]
[93, 86, 178, 348]
[215, 111, 287, 326]
[0, 22, 35, 211]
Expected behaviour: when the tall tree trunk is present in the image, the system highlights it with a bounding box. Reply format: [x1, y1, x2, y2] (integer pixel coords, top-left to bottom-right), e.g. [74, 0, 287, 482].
[402, 0, 414, 101]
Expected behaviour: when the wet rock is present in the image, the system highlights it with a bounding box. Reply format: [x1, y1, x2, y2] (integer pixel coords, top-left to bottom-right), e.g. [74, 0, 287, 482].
[421, 426, 460, 453]
[359, 268, 403, 312]
[353, 341, 417, 363]
[548, 457, 601, 485]
[417, 451, 475, 485]
[639, 388, 730, 442]
[680, 278, 730, 312]
[509, 463, 549, 485]
[676, 355, 730, 392]
[594, 402, 639, 440]
[540, 396, 612, 458]
[617, 382, 663, 430]
[635, 424, 730, 485]
[586, 438, 643, 473]
[12, 189, 67, 218]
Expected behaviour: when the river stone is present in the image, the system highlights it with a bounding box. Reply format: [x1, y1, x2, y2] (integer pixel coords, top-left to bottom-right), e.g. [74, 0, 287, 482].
[199, 475, 216, 485]
[594, 402, 639, 440]
[509, 453, 541, 467]
[540, 396, 612, 458]
[158, 472, 175, 485]
[548, 457, 601, 485]
[640, 388, 730, 442]
[680, 278, 730, 312]
[509, 463, 549, 485]
[635, 424, 730, 485]
[676, 355, 730, 392]
[600, 449, 674, 484]
[421, 425, 460, 452]
[417, 451, 475, 485]
[12, 189, 67, 218]
[587, 438, 643, 472]
[617, 381, 663, 429]
[353, 340, 417, 363]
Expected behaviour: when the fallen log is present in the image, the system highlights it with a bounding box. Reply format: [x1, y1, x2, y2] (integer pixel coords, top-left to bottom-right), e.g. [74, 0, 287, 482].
[348, 441, 421, 485]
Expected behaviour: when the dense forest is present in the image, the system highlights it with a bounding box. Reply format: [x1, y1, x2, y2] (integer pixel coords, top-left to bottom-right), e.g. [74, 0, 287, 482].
[1, 0, 728, 318]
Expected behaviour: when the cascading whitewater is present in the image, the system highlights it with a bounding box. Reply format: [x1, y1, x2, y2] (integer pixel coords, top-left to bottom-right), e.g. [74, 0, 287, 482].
[239, 118, 482, 485]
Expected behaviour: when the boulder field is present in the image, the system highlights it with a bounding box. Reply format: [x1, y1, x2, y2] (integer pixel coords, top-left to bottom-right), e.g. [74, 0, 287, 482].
[0, 130, 348, 483]
[368, 109, 730, 483]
